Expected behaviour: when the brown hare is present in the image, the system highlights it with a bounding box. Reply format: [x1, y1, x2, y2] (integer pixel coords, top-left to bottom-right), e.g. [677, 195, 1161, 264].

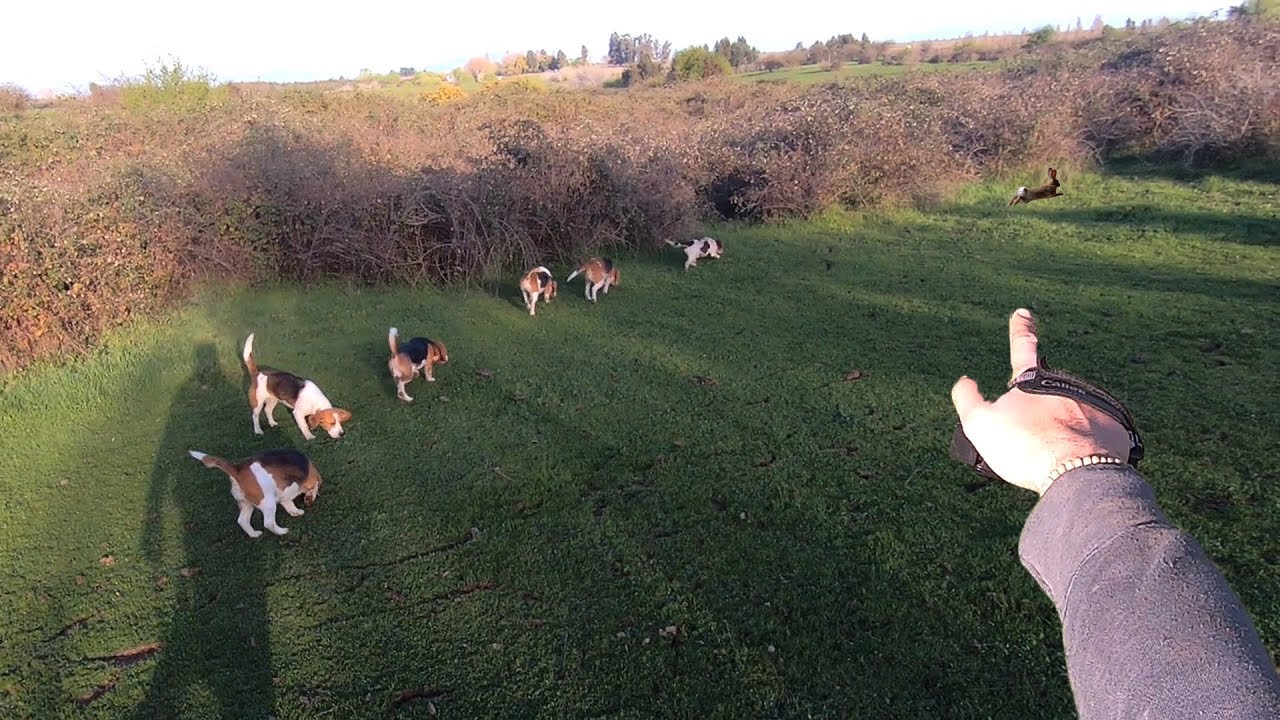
[1009, 167, 1063, 206]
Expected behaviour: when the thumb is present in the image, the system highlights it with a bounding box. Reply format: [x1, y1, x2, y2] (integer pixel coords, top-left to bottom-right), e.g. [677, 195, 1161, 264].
[950, 376, 988, 422]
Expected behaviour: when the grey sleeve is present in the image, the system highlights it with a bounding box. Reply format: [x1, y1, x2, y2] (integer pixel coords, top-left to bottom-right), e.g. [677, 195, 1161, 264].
[1019, 464, 1280, 720]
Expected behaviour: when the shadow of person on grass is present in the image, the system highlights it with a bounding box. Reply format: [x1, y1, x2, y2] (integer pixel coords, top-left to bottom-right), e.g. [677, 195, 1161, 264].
[136, 342, 279, 718]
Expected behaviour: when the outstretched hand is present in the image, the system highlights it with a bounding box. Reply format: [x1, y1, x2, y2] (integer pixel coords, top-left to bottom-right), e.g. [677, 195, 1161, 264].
[950, 309, 1132, 495]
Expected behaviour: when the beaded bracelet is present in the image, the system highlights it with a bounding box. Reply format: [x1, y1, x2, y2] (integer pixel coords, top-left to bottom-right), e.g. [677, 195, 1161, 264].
[1047, 455, 1126, 484]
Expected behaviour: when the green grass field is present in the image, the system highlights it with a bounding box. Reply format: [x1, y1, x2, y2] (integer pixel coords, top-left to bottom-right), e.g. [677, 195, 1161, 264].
[1, 167, 1277, 718]
[740, 60, 997, 84]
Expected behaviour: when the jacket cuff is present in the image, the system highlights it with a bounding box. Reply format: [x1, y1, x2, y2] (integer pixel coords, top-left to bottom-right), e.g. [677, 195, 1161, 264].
[1018, 463, 1169, 610]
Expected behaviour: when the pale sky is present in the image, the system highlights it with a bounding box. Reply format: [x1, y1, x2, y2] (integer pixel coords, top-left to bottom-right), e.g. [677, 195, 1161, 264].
[3, 0, 1229, 95]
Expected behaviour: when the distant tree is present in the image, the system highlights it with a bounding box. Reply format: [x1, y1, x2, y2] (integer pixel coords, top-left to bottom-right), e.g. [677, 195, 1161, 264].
[633, 33, 658, 62]
[806, 41, 827, 65]
[579, 45, 590, 64]
[1025, 25, 1057, 47]
[607, 31, 667, 65]
[1091, 14, 1105, 32]
[464, 56, 497, 81]
[672, 46, 731, 81]
[713, 36, 732, 60]
[398, 67, 416, 77]
[1075, 17, 1083, 32]
[1125, 17, 1136, 29]
[499, 53, 528, 76]
[760, 57, 785, 72]
[552, 50, 568, 70]
[728, 36, 759, 67]
[794, 41, 805, 51]
[617, 34, 635, 64]
[608, 33, 621, 63]
[525, 50, 538, 72]
[1225, 0, 1276, 18]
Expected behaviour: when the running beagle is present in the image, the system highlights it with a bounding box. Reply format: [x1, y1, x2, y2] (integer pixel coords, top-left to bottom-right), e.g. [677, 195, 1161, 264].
[566, 258, 620, 302]
[666, 237, 723, 270]
[242, 333, 351, 440]
[519, 266, 557, 316]
[387, 327, 448, 402]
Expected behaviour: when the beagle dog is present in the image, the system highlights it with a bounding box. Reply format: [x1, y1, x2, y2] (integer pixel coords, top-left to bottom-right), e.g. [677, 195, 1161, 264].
[519, 266, 557, 316]
[666, 237, 723, 270]
[565, 258, 620, 302]
[388, 327, 448, 402]
[1009, 167, 1063, 206]
[242, 333, 351, 440]
[187, 448, 323, 538]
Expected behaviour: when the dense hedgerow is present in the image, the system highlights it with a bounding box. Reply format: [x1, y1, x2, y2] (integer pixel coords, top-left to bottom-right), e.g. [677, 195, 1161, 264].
[1, 19, 1276, 372]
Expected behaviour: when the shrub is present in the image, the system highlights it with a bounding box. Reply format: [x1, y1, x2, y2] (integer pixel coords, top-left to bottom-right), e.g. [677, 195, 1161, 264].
[423, 84, 467, 104]
[1025, 26, 1057, 48]
[672, 47, 732, 81]
[119, 58, 219, 113]
[0, 84, 30, 113]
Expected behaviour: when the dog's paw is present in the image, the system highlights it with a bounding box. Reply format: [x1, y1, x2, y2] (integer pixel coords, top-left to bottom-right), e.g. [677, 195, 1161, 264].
[287, 507, 305, 517]
[246, 530, 263, 539]
[254, 427, 264, 436]
[302, 433, 317, 441]
[426, 377, 436, 383]
[400, 394, 414, 402]
[271, 526, 289, 536]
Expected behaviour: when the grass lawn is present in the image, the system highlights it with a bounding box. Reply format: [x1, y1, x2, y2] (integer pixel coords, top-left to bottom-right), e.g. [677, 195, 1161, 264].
[740, 60, 997, 84]
[1, 167, 1277, 718]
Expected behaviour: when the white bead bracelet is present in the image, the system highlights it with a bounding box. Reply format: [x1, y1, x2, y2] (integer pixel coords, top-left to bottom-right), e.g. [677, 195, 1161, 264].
[1048, 455, 1126, 484]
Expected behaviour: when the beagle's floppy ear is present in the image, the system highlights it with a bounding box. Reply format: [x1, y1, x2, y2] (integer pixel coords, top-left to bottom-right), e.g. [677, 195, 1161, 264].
[308, 408, 351, 429]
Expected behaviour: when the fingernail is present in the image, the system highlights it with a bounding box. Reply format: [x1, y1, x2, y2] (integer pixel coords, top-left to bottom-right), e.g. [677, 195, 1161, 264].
[1015, 308, 1032, 319]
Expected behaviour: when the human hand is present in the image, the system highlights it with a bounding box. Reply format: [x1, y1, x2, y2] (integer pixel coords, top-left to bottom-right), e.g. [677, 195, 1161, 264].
[950, 309, 1133, 495]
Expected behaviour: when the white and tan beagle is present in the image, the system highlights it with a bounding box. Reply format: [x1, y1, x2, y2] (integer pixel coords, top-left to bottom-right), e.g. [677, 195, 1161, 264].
[666, 237, 723, 270]
[518, 266, 557, 316]
[187, 448, 323, 538]
[387, 327, 448, 402]
[566, 258, 620, 302]
[243, 333, 351, 440]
